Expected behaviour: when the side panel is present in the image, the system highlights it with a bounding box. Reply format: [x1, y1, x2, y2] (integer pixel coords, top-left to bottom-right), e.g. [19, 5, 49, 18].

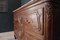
[14, 2, 53, 40]
[18, 4, 45, 40]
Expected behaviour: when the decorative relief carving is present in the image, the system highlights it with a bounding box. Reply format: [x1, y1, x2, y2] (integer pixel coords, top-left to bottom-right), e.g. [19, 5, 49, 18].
[28, 8, 44, 35]
[19, 8, 44, 35]
[17, 8, 44, 40]
[36, 8, 44, 35]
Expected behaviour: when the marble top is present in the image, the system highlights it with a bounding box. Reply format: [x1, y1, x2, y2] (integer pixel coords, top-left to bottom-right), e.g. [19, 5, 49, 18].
[0, 31, 16, 40]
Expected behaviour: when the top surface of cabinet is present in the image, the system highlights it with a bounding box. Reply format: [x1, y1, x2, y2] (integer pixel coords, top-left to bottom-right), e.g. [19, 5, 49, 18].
[13, 0, 50, 12]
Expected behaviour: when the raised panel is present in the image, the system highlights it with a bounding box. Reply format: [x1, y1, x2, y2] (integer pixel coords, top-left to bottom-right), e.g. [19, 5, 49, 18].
[26, 8, 44, 35]
[18, 7, 44, 40]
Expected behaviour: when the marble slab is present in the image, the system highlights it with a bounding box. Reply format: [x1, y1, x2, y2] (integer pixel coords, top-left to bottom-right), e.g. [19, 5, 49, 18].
[0, 31, 17, 40]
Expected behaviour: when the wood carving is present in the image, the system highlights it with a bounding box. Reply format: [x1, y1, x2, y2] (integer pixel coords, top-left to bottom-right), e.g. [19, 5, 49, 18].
[36, 8, 44, 35]
[13, 0, 53, 40]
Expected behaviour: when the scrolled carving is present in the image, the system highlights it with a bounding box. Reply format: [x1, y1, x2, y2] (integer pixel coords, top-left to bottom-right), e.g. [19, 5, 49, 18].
[36, 8, 44, 35]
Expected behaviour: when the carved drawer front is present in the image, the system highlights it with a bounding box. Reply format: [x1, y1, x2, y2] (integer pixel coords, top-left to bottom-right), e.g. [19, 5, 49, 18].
[18, 7, 44, 40]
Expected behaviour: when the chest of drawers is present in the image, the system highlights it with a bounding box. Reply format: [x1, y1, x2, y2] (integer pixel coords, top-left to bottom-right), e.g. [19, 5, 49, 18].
[13, 0, 53, 40]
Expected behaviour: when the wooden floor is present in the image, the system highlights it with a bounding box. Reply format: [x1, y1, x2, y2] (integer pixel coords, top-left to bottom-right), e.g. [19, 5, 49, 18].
[0, 31, 16, 40]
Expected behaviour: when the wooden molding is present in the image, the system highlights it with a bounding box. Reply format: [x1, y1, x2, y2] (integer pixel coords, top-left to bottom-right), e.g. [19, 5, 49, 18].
[13, 0, 49, 12]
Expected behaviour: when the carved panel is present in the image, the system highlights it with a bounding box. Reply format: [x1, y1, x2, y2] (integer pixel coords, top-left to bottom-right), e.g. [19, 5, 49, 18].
[24, 8, 44, 35]
[14, 1, 53, 40]
[18, 8, 44, 40]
